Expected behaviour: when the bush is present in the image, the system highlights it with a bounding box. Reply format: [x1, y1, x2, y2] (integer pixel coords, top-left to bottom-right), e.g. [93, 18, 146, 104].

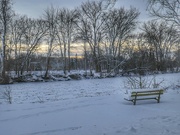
[124, 74, 164, 89]
[69, 74, 82, 80]
[2, 86, 12, 104]
[0, 74, 12, 84]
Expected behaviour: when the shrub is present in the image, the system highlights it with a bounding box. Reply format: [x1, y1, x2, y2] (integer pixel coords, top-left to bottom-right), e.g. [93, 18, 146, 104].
[3, 86, 12, 104]
[125, 74, 164, 89]
[0, 74, 12, 84]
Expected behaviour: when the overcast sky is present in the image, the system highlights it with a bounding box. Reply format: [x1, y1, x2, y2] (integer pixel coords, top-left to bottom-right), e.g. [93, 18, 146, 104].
[13, 0, 150, 22]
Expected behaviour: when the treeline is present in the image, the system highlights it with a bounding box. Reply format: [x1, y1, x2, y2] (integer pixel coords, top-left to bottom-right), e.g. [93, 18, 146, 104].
[0, 0, 180, 84]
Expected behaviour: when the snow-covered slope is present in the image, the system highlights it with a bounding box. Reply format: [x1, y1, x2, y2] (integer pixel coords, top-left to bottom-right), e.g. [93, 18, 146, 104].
[0, 73, 180, 135]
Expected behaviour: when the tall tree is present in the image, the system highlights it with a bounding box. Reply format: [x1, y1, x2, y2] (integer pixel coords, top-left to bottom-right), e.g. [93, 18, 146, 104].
[103, 7, 139, 73]
[57, 8, 78, 74]
[104, 7, 139, 57]
[74, 12, 93, 75]
[20, 17, 47, 75]
[142, 21, 179, 71]
[0, 0, 13, 83]
[43, 5, 58, 78]
[78, 0, 116, 72]
[9, 15, 26, 75]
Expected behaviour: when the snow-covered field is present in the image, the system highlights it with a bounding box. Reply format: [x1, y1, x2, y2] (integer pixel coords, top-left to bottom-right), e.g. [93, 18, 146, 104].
[0, 73, 180, 135]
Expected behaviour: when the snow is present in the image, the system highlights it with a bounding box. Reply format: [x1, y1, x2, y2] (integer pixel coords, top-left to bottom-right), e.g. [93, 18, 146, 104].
[0, 73, 180, 135]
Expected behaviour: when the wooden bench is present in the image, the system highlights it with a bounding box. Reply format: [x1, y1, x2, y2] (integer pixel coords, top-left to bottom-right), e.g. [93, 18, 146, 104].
[124, 89, 164, 105]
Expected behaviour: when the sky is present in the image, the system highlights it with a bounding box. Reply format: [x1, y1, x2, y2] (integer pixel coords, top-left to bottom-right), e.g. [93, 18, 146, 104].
[13, 0, 150, 22]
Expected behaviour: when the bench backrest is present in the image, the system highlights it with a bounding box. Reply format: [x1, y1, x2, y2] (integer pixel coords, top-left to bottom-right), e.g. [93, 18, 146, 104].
[131, 89, 164, 97]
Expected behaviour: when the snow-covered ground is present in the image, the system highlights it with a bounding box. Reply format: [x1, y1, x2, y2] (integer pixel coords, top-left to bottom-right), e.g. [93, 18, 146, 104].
[0, 73, 180, 135]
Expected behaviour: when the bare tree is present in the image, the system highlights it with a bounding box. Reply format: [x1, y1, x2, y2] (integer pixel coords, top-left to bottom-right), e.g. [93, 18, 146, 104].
[75, 10, 93, 75]
[148, 0, 180, 27]
[9, 15, 26, 75]
[57, 8, 78, 74]
[78, 0, 116, 72]
[20, 18, 47, 75]
[104, 7, 139, 57]
[43, 5, 58, 78]
[147, 0, 180, 72]
[103, 7, 139, 73]
[0, 0, 13, 84]
[142, 21, 179, 71]
[8, 16, 47, 76]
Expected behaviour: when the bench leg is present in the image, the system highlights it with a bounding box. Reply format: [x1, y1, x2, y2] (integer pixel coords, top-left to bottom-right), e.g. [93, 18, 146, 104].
[157, 92, 161, 103]
[157, 96, 160, 103]
[156, 91, 161, 103]
[133, 93, 137, 105]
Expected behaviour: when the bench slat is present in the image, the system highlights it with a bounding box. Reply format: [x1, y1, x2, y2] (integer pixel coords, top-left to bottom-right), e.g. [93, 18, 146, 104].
[131, 93, 162, 97]
[131, 90, 163, 94]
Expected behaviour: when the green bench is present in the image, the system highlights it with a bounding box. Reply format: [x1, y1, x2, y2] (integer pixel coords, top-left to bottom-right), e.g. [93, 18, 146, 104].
[124, 89, 164, 105]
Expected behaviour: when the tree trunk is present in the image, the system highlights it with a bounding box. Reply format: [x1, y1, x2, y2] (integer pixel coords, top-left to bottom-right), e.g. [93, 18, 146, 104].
[1, 29, 6, 82]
